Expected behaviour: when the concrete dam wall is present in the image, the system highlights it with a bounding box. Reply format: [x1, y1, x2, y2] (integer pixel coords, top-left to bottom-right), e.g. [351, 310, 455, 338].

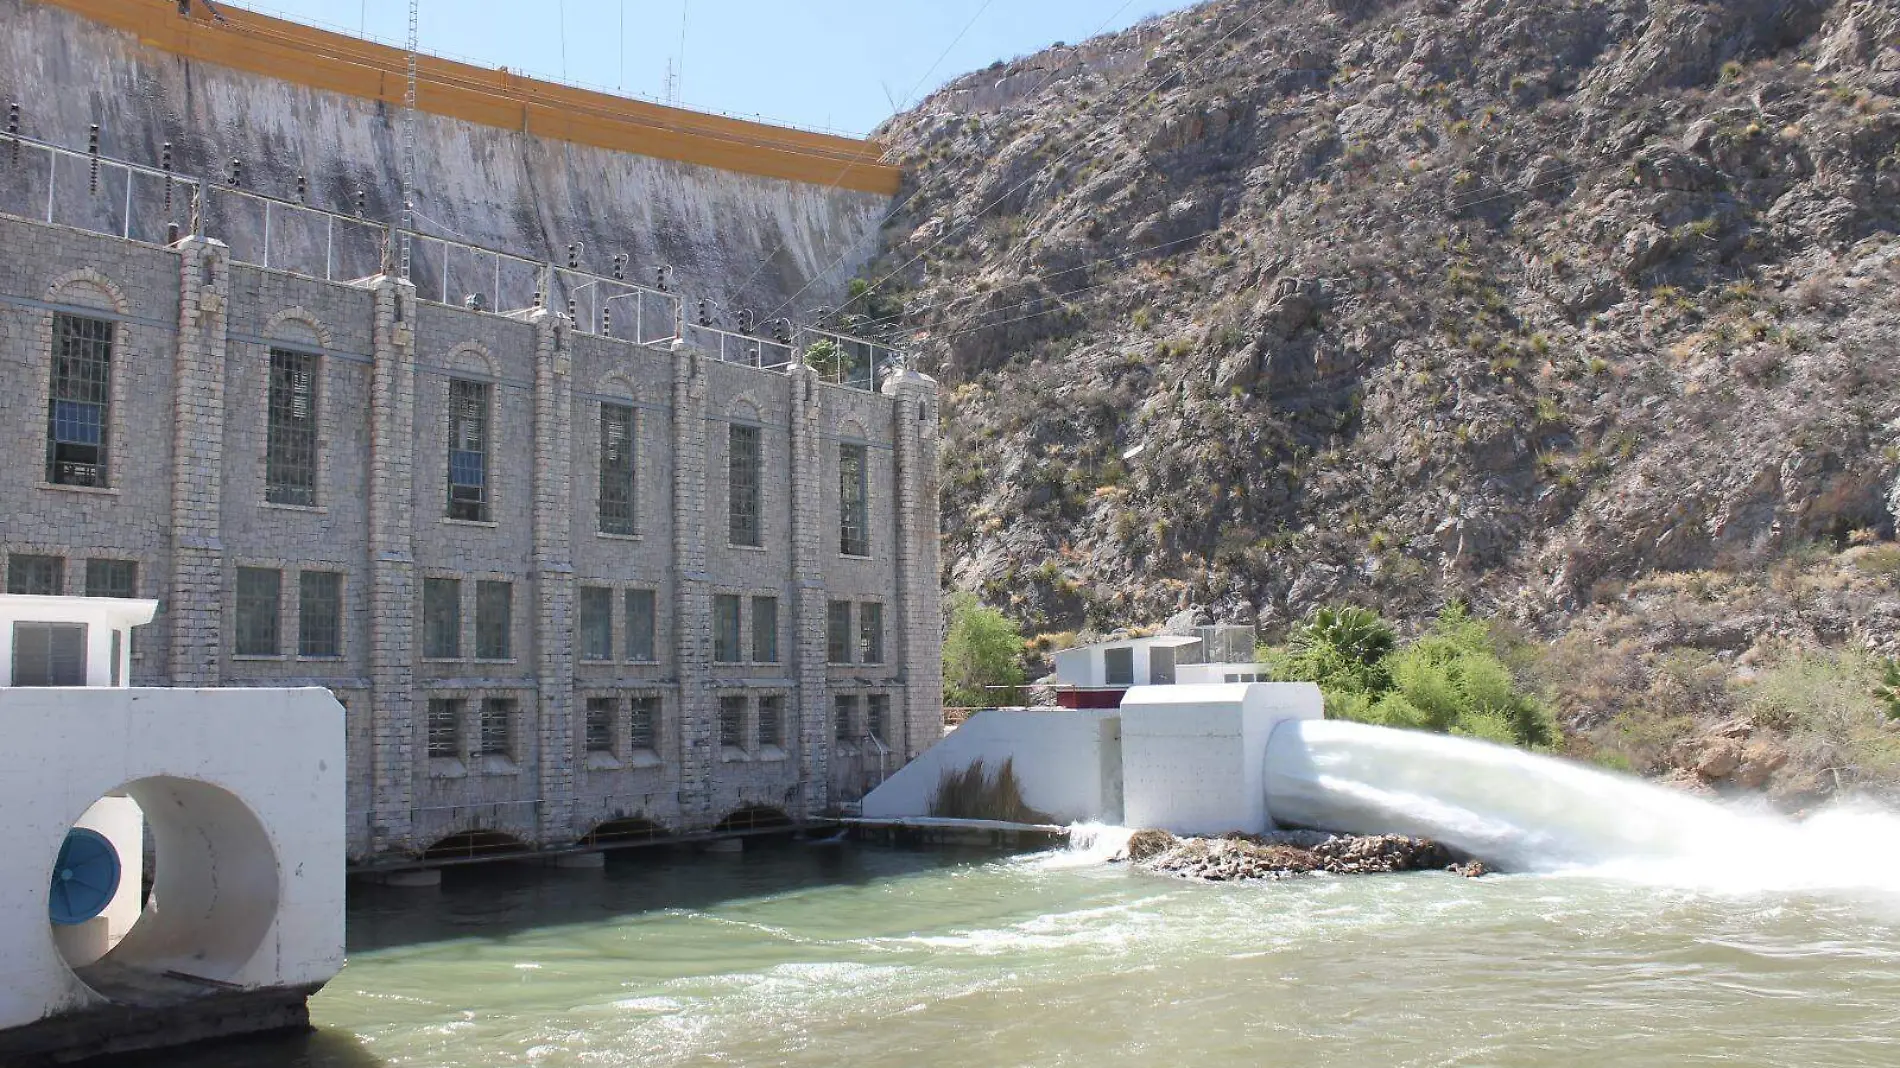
[0, 0, 898, 319]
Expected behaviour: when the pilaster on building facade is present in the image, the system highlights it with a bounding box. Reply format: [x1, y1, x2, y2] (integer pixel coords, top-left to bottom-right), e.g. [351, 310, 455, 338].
[0, 210, 940, 865]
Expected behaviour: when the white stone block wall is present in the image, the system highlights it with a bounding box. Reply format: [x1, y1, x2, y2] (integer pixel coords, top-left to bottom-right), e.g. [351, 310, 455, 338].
[0, 213, 943, 863]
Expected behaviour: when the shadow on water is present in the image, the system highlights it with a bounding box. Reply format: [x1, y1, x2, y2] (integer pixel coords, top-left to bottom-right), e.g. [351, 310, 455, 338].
[104, 1028, 384, 1068]
[347, 837, 1015, 953]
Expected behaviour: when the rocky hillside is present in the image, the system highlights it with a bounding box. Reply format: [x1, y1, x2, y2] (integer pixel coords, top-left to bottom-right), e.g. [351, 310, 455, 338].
[866, 0, 1900, 646]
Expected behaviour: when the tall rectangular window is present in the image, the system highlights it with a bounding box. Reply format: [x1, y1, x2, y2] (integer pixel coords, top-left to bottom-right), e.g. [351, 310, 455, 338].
[1103, 646, 1135, 687]
[719, 694, 747, 750]
[751, 596, 779, 663]
[827, 601, 853, 664]
[578, 586, 613, 662]
[713, 594, 742, 663]
[427, 698, 464, 759]
[868, 693, 891, 746]
[475, 580, 512, 660]
[266, 348, 320, 506]
[12, 623, 86, 686]
[839, 442, 869, 557]
[584, 696, 617, 754]
[235, 567, 282, 656]
[859, 602, 884, 665]
[47, 312, 113, 487]
[728, 423, 762, 547]
[834, 694, 859, 745]
[423, 577, 461, 659]
[629, 694, 659, 751]
[479, 697, 516, 757]
[625, 589, 656, 661]
[8, 554, 64, 595]
[757, 694, 784, 748]
[599, 402, 637, 535]
[85, 558, 136, 598]
[298, 570, 343, 658]
[447, 378, 491, 522]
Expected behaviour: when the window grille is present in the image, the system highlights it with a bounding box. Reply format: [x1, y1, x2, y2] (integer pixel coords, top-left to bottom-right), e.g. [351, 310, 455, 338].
[578, 586, 613, 661]
[827, 601, 853, 664]
[447, 379, 490, 521]
[8, 554, 64, 595]
[713, 595, 742, 663]
[584, 696, 617, 754]
[598, 403, 637, 535]
[479, 697, 516, 757]
[625, 589, 656, 661]
[839, 442, 869, 557]
[299, 570, 343, 657]
[629, 694, 659, 751]
[728, 423, 762, 547]
[266, 348, 320, 506]
[11, 623, 86, 686]
[85, 558, 136, 598]
[719, 694, 747, 750]
[475, 580, 511, 660]
[751, 596, 779, 663]
[46, 313, 113, 487]
[235, 567, 282, 656]
[423, 577, 461, 658]
[859, 602, 884, 665]
[834, 694, 858, 744]
[757, 694, 784, 748]
[426, 698, 464, 759]
[868, 693, 891, 746]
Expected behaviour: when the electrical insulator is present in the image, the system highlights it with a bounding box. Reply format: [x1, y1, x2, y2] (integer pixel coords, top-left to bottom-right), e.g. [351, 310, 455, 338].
[567, 244, 579, 270]
[295, 175, 307, 204]
[228, 157, 242, 187]
[654, 265, 670, 292]
[355, 188, 367, 217]
[567, 297, 577, 321]
[6, 103, 18, 167]
[161, 142, 174, 212]
[602, 307, 613, 336]
[696, 299, 711, 327]
[737, 309, 753, 335]
[166, 222, 180, 245]
[612, 254, 626, 281]
[87, 125, 100, 195]
[774, 319, 792, 345]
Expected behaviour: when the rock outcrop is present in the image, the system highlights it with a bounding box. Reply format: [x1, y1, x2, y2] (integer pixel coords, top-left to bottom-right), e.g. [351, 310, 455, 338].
[1121, 830, 1468, 881]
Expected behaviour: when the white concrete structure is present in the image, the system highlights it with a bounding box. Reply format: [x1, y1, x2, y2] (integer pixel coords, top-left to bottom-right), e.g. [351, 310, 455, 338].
[860, 683, 1324, 836]
[860, 709, 1123, 825]
[1174, 663, 1273, 685]
[0, 595, 346, 1063]
[1119, 684, 1323, 836]
[0, 594, 156, 688]
[1052, 635, 1202, 689]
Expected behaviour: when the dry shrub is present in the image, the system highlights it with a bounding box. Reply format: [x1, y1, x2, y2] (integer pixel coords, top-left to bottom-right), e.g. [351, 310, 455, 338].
[928, 757, 1055, 824]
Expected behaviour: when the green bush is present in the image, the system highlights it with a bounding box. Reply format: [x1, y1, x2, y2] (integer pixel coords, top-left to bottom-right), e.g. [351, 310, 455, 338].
[1272, 604, 1556, 749]
[943, 592, 1026, 709]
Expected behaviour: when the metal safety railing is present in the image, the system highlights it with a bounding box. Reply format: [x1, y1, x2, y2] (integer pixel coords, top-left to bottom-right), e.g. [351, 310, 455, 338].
[1, 132, 903, 384]
[0, 133, 201, 246]
[684, 322, 796, 370]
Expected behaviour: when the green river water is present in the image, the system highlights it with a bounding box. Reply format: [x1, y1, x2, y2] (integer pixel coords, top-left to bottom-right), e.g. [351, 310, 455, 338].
[149, 837, 1900, 1068]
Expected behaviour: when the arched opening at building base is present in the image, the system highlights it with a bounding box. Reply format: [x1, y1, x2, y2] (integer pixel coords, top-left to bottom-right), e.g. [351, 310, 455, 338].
[420, 830, 533, 863]
[581, 817, 668, 848]
[712, 807, 794, 833]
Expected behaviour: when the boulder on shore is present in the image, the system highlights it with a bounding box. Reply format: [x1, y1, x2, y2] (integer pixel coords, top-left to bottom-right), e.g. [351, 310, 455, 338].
[1120, 829, 1472, 882]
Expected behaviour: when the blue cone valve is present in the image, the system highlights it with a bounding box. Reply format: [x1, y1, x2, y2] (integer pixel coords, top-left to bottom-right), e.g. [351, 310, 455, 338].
[49, 827, 121, 926]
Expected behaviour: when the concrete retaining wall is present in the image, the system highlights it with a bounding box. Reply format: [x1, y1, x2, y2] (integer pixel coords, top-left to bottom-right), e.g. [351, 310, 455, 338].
[860, 709, 1120, 825]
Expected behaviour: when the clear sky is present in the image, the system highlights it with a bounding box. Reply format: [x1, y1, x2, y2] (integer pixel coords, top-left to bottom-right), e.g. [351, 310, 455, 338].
[221, 0, 1196, 137]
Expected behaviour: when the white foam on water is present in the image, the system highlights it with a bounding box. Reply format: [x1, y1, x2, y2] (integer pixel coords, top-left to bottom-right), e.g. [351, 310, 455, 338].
[1035, 822, 1137, 869]
[1266, 718, 1900, 897]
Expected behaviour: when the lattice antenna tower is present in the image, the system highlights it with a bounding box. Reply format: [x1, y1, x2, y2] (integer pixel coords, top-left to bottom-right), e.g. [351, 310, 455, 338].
[399, 0, 419, 281]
